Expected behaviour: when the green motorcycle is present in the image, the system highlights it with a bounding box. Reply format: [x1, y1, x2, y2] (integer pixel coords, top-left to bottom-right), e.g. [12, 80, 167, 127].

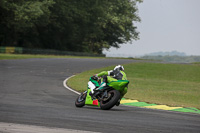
[75, 76, 129, 110]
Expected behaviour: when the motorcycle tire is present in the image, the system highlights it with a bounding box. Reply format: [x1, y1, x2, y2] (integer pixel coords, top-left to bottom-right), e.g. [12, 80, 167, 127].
[75, 92, 86, 107]
[100, 90, 120, 110]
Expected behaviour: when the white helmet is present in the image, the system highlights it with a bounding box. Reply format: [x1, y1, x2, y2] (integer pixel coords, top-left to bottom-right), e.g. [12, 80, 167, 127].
[114, 65, 124, 71]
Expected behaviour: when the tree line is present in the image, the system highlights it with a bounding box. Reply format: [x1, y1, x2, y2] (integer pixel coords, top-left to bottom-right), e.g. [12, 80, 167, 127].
[0, 0, 142, 54]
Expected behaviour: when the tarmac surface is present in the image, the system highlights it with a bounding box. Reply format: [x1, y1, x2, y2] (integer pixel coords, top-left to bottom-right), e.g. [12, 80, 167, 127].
[0, 58, 200, 133]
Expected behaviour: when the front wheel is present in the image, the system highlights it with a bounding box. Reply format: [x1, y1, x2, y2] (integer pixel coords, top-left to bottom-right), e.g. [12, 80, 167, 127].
[100, 90, 120, 110]
[75, 92, 86, 107]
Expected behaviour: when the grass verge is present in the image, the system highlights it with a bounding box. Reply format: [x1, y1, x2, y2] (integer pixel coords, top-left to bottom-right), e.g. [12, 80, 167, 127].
[68, 63, 200, 109]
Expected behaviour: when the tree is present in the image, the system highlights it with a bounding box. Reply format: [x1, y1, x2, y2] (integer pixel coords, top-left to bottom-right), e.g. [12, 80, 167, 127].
[72, 0, 142, 54]
[0, 0, 142, 54]
[0, 0, 54, 46]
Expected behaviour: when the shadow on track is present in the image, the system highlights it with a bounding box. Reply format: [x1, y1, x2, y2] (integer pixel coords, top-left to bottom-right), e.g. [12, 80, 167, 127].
[76, 106, 128, 112]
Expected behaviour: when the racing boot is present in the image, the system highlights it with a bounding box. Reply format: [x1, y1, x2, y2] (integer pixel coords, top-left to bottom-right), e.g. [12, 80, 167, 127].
[116, 99, 120, 106]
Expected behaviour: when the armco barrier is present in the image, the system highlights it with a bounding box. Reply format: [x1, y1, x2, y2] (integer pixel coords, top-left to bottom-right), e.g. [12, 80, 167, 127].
[6, 47, 15, 53]
[0, 47, 23, 54]
[0, 47, 5, 53]
[22, 48, 105, 57]
[0, 47, 105, 57]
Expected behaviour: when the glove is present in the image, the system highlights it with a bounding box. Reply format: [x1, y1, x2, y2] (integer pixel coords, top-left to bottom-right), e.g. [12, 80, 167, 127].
[92, 74, 98, 80]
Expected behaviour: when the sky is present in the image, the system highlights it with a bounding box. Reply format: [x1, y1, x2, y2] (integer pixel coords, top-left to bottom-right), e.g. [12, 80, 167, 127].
[103, 0, 200, 57]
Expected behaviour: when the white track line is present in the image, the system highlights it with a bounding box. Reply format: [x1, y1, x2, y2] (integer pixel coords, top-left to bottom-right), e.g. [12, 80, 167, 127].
[63, 75, 81, 95]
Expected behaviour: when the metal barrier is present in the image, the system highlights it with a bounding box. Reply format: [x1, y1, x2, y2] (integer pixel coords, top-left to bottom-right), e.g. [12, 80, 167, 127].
[0, 47, 105, 57]
[0, 47, 23, 54]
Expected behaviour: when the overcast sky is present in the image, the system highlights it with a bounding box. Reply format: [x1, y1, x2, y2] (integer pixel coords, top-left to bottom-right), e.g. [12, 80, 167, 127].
[104, 0, 200, 57]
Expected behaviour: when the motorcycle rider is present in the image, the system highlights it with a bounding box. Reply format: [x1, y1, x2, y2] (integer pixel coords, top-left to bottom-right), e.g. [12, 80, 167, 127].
[90, 65, 128, 104]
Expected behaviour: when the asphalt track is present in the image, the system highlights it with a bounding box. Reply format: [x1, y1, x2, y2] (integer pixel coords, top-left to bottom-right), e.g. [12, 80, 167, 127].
[0, 58, 200, 133]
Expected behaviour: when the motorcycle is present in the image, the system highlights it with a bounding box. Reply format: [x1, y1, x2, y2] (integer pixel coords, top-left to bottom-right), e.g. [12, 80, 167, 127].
[75, 76, 129, 110]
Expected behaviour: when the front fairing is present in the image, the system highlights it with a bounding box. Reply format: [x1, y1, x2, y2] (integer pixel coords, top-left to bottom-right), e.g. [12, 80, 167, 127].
[85, 89, 100, 106]
[84, 77, 100, 106]
[89, 76, 100, 87]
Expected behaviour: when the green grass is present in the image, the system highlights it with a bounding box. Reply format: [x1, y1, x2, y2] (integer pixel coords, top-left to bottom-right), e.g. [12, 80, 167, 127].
[68, 63, 200, 109]
[193, 62, 200, 65]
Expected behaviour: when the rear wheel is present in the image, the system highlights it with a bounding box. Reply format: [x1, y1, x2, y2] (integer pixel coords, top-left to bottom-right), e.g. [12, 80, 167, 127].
[75, 92, 86, 107]
[100, 90, 120, 110]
